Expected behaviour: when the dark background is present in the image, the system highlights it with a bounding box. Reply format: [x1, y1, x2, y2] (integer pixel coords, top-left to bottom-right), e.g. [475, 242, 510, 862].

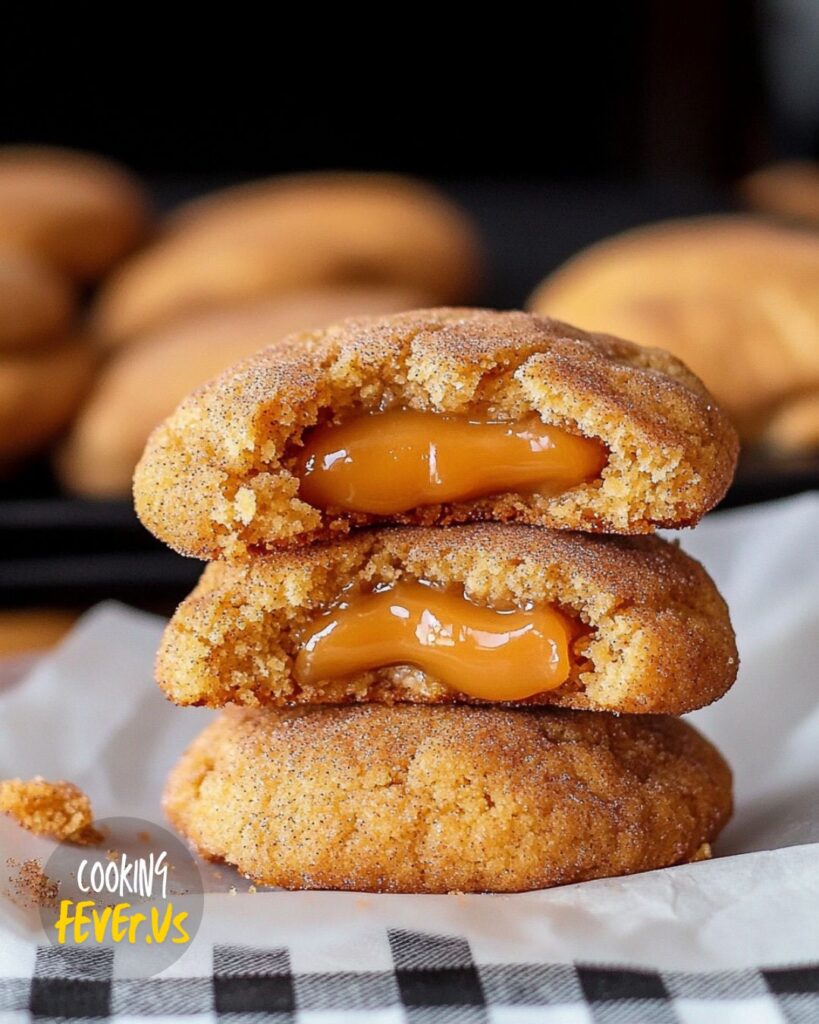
[0, 5, 798, 182]
[1, 1, 817, 609]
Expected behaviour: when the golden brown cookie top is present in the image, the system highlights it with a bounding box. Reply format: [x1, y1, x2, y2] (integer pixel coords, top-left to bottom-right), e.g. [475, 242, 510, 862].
[164, 705, 732, 893]
[199, 703, 728, 793]
[157, 524, 737, 715]
[134, 307, 738, 558]
[205, 521, 717, 610]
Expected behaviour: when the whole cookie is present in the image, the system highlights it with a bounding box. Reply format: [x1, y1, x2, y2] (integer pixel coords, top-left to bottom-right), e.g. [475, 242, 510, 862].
[92, 173, 483, 342]
[59, 285, 430, 497]
[0, 340, 95, 464]
[529, 216, 819, 436]
[164, 705, 732, 893]
[0, 250, 75, 350]
[0, 146, 151, 281]
[134, 308, 738, 558]
[157, 524, 737, 715]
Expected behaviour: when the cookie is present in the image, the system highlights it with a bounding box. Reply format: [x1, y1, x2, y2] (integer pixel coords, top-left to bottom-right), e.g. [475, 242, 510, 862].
[0, 339, 95, 464]
[91, 173, 483, 343]
[0, 249, 75, 350]
[134, 308, 738, 558]
[742, 160, 819, 226]
[528, 216, 819, 435]
[164, 705, 732, 893]
[0, 146, 151, 281]
[0, 609, 77, 656]
[156, 524, 737, 715]
[58, 285, 431, 497]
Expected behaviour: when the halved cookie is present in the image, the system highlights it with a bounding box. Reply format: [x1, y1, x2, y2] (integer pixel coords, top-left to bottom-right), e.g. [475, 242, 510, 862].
[134, 308, 738, 558]
[164, 705, 733, 893]
[156, 524, 737, 715]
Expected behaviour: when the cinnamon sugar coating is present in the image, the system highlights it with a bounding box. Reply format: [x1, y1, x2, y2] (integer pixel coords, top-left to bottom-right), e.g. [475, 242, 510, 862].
[134, 308, 738, 558]
[59, 285, 428, 497]
[164, 705, 732, 894]
[156, 524, 737, 715]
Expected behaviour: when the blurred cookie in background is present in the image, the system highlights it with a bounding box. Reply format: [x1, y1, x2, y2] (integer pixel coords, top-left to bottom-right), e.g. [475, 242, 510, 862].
[58, 284, 429, 497]
[742, 161, 819, 227]
[92, 173, 484, 344]
[762, 390, 819, 455]
[0, 249, 75, 350]
[528, 216, 819, 445]
[0, 338, 95, 467]
[0, 609, 77, 657]
[0, 146, 152, 282]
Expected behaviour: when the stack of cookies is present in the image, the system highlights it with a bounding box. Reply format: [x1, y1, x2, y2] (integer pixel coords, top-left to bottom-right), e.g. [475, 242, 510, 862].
[135, 308, 740, 894]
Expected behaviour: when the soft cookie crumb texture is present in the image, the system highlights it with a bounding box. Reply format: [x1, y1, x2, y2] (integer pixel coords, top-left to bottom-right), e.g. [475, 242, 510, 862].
[156, 524, 738, 715]
[134, 308, 739, 558]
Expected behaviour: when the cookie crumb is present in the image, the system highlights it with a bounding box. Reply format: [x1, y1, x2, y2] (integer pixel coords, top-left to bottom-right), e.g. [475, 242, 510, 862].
[0, 777, 99, 844]
[690, 843, 712, 862]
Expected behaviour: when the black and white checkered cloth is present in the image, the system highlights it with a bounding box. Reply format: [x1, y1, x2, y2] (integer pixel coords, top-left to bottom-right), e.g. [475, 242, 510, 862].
[2, 929, 817, 1022]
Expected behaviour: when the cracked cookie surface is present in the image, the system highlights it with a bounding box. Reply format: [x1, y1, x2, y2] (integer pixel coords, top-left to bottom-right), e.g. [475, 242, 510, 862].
[164, 705, 733, 893]
[156, 524, 737, 715]
[134, 308, 738, 558]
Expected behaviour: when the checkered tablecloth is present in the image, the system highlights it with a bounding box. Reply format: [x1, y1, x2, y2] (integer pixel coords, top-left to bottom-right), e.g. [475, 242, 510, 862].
[2, 929, 817, 1023]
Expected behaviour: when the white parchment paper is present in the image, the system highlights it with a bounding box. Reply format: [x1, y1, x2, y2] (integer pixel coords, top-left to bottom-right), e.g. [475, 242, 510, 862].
[1, 493, 818, 974]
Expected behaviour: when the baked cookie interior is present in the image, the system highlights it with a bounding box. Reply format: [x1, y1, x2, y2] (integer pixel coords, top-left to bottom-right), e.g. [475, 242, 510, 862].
[156, 524, 737, 715]
[134, 308, 738, 557]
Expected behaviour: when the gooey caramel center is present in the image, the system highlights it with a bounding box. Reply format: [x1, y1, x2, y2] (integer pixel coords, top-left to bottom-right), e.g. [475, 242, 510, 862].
[295, 409, 607, 515]
[293, 580, 579, 701]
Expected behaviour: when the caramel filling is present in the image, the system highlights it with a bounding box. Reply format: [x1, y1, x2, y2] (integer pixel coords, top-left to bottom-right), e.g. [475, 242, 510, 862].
[295, 409, 607, 515]
[293, 580, 580, 701]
